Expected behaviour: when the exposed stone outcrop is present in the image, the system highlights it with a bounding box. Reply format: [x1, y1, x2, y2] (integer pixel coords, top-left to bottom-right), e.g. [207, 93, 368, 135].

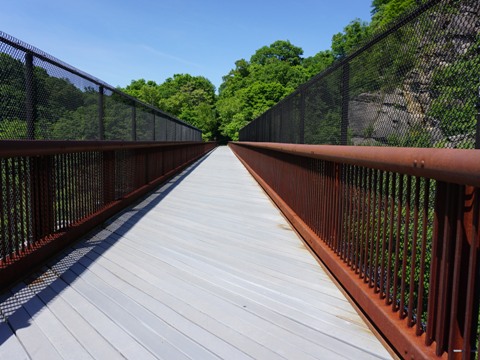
[347, 1, 479, 147]
[348, 88, 443, 145]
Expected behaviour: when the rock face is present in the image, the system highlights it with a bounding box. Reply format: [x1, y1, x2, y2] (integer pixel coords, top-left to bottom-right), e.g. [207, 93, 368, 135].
[348, 90, 419, 142]
[348, 88, 445, 145]
[347, 1, 479, 147]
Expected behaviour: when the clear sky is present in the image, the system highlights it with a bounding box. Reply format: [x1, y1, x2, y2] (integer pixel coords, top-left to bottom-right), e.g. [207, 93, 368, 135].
[1, 0, 373, 91]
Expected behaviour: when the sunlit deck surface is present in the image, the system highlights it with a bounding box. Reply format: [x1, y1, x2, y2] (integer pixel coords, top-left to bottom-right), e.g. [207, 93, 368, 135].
[0, 146, 391, 360]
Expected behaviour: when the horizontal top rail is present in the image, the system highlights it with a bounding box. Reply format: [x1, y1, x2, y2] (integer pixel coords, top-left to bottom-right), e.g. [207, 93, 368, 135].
[235, 142, 480, 187]
[0, 140, 211, 157]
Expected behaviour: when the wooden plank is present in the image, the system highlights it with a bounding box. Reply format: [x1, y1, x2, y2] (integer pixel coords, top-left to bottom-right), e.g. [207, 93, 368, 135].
[10, 282, 93, 360]
[42, 268, 157, 359]
[0, 321, 30, 360]
[64, 261, 219, 360]
[94, 231, 360, 323]
[87, 235, 387, 358]
[24, 271, 125, 360]
[0, 292, 62, 360]
[71, 252, 257, 360]
[67, 244, 305, 359]
[51, 265, 190, 360]
[69, 241, 278, 359]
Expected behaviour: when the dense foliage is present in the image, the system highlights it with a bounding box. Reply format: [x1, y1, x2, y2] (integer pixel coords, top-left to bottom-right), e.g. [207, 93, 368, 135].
[122, 74, 218, 141]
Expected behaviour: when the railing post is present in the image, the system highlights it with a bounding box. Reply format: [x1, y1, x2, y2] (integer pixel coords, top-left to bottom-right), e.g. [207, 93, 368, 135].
[98, 86, 105, 140]
[465, 190, 480, 356]
[452, 186, 480, 357]
[30, 156, 55, 241]
[25, 53, 35, 140]
[427, 183, 480, 356]
[341, 62, 350, 146]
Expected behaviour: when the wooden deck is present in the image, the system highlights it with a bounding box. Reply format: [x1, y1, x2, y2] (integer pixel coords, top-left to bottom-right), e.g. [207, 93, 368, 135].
[0, 146, 392, 359]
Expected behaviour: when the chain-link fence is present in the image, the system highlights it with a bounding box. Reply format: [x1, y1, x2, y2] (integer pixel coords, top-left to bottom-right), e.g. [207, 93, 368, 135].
[0, 31, 202, 142]
[240, 0, 480, 149]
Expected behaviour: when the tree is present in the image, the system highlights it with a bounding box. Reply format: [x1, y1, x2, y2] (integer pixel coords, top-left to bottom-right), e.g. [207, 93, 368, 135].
[302, 50, 335, 78]
[157, 74, 218, 140]
[217, 40, 314, 140]
[250, 40, 304, 66]
[123, 79, 161, 106]
[370, 0, 419, 30]
[120, 74, 219, 140]
[331, 19, 371, 59]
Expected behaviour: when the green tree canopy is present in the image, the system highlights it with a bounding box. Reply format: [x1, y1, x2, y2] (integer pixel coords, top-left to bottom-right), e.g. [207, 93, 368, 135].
[250, 40, 304, 66]
[217, 39, 336, 140]
[122, 74, 218, 140]
[123, 78, 161, 106]
[331, 19, 371, 59]
[370, 0, 419, 29]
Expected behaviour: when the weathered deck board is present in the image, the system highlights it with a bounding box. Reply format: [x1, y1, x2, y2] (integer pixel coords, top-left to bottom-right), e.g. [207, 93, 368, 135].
[0, 146, 392, 359]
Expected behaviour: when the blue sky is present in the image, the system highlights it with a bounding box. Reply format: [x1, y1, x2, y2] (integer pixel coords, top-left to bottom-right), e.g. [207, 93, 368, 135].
[1, 0, 373, 91]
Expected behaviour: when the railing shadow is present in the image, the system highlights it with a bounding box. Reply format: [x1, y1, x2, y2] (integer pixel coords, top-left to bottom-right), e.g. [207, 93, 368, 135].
[0, 148, 216, 344]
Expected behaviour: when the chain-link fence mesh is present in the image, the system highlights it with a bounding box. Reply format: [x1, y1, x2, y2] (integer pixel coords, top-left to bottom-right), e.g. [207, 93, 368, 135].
[103, 88, 132, 141]
[0, 31, 202, 142]
[240, 0, 480, 149]
[0, 42, 27, 139]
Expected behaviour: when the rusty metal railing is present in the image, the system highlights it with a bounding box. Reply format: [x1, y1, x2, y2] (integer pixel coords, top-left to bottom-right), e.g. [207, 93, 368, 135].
[230, 142, 480, 359]
[0, 141, 216, 289]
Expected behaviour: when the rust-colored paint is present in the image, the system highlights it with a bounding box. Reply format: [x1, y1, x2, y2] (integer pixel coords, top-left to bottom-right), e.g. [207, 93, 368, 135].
[234, 142, 480, 187]
[0, 140, 212, 157]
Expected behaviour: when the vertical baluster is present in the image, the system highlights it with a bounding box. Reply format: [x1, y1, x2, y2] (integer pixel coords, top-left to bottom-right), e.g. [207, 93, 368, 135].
[416, 178, 430, 335]
[0, 159, 6, 262]
[380, 172, 390, 298]
[369, 169, 378, 287]
[400, 176, 412, 319]
[374, 171, 383, 292]
[392, 174, 404, 311]
[408, 177, 421, 326]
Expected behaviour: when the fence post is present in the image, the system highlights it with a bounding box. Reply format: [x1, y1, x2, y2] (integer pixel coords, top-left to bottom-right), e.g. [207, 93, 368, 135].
[24, 53, 35, 140]
[341, 62, 350, 146]
[98, 86, 105, 140]
[131, 104, 136, 141]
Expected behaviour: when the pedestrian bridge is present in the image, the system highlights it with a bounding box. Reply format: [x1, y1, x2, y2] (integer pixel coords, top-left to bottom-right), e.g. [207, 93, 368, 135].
[0, 146, 391, 359]
[1, 0, 480, 354]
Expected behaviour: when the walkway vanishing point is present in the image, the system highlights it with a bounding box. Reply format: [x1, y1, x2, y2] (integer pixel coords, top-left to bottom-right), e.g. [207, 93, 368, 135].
[0, 146, 391, 360]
